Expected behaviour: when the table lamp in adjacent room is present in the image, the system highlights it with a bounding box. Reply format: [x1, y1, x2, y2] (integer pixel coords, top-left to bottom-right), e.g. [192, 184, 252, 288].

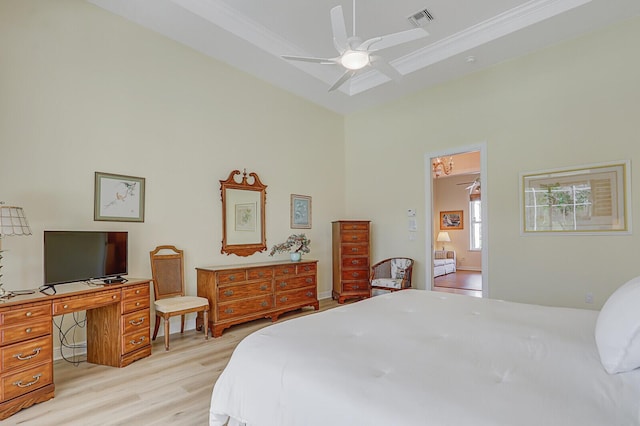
[436, 231, 451, 251]
[0, 202, 32, 297]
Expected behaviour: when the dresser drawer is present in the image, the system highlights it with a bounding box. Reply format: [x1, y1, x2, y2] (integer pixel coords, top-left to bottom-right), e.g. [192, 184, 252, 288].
[2, 361, 53, 401]
[342, 256, 369, 269]
[296, 263, 316, 275]
[275, 275, 316, 292]
[341, 269, 369, 281]
[217, 270, 247, 285]
[122, 330, 149, 354]
[274, 265, 297, 277]
[217, 296, 272, 321]
[275, 287, 317, 308]
[1, 319, 51, 346]
[341, 244, 368, 256]
[1, 335, 52, 372]
[53, 290, 120, 315]
[340, 222, 368, 231]
[0, 304, 51, 327]
[122, 309, 150, 335]
[218, 281, 271, 302]
[341, 231, 369, 244]
[247, 267, 272, 280]
[342, 281, 369, 292]
[122, 284, 149, 302]
[122, 296, 149, 314]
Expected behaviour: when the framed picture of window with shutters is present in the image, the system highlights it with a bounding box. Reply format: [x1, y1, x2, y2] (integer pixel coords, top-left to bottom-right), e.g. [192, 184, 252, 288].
[520, 161, 631, 235]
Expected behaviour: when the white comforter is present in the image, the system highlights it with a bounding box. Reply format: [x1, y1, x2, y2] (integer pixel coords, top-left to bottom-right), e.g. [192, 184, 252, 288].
[210, 290, 640, 426]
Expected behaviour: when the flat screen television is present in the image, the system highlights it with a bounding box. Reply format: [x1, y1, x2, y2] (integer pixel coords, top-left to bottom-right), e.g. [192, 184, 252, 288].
[44, 231, 128, 286]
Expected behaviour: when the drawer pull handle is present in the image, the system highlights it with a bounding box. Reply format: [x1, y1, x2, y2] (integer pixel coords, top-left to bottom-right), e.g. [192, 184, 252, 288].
[354, 285, 360, 289]
[258, 272, 265, 277]
[112, 295, 117, 299]
[25, 327, 32, 334]
[306, 278, 313, 283]
[63, 304, 69, 309]
[351, 248, 358, 252]
[261, 301, 268, 307]
[135, 302, 141, 306]
[304, 266, 311, 271]
[14, 373, 42, 388]
[280, 296, 288, 303]
[283, 268, 290, 274]
[229, 275, 235, 281]
[225, 308, 234, 314]
[279, 282, 288, 288]
[351, 236, 358, 240]
[224, 290, 234, 297]
[25, 311, 33, 317]
[129, 336, 146, 345]
[135, 289, 141, 294]
[129, 318, 145, 326]
[351, 273, 360, 278]
[260, 285, 268, 291]
[351, 260, 360, 265]
[306, 291, 313, 297]
[14, 347, 42, 361]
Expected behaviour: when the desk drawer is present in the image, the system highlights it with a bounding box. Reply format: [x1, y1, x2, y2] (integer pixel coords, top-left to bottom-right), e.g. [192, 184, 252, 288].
[122, 285, 149, 302]
[296, 263, 316, 274]
[1, 319, 51, 346]
[341, 269, 369, 281]
[340, 231, 369, 243]
[1, 335, 52, 372]
[53, 290, 121, 315]
[217, 270, 247, 285]
[342, 256, 369, 269]
[122, 297, 149, 314]
[342, 281, 369, 292]
[122, 330, 149, 354]
[0, 305, 51, 326]
[122, 309, 150, 335]
[247, 267, 272, 280]
[275, 287, 317, 308]
[2, 361, 53, 401]
[217, 296, 272, 321]
[274, 265, 296, 277]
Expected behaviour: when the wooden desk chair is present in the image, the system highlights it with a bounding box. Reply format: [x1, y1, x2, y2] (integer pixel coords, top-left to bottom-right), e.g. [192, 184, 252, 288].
[149, 245, 209, 351]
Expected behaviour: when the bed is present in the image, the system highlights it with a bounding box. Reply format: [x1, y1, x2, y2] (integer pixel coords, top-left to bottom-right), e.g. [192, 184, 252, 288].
[210, 284, 640, 425]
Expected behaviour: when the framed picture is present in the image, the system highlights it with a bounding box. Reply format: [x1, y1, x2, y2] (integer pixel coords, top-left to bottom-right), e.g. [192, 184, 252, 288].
[94, 172, 145, 222]
[235, 202, 257, 231]
[440, 210, 463, 230]
[291, 194, 311, 229]
[520, 161, 631, 235]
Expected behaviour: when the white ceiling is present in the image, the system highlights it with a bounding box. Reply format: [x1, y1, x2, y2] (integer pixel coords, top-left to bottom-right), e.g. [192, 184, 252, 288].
[88, 0, 639, 114]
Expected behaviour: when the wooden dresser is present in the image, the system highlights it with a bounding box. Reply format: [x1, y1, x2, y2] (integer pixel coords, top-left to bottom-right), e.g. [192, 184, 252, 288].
[196, 260, 319, 337]
[0, 279, 151, 420]
[332, 220, 371, 303]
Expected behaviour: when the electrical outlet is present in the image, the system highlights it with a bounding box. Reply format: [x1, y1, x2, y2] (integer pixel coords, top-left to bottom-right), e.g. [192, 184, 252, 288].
[585, 292, 594, 304]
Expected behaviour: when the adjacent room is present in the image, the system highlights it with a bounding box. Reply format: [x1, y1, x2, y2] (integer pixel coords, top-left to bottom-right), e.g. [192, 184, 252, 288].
[1, 0, 639, 424]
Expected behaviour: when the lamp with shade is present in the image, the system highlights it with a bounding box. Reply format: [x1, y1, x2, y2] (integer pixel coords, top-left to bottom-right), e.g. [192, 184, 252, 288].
[0, 203, 32, 297]
[436, 231, 451, 251]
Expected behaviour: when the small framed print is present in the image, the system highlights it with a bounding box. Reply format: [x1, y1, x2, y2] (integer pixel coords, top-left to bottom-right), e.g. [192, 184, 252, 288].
[440, 210, 463, 230]
[291, 194, 311, 229]
[94, 172, 145, 222]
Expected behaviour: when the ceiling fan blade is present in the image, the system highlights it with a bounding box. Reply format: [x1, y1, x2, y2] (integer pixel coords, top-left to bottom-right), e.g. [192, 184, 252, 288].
[330, 5, 349, 53]
[361, 28, 428, 52]
[370, 56, 402, 82]
[282, 55, 337, 65]
[328, 70, 356, 92]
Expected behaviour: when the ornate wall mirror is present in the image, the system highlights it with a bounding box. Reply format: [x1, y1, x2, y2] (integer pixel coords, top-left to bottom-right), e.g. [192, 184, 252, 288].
[220, 170, 267, 256]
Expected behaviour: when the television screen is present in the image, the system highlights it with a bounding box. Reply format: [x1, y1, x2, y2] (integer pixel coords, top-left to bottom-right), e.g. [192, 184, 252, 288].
[44, 231, 128, 286]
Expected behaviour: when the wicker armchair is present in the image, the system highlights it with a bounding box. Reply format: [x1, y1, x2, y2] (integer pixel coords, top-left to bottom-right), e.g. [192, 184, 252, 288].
[370, 257, 414, 295]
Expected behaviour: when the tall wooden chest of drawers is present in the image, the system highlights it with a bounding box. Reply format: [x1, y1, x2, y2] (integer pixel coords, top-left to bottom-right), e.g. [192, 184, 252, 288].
[196, 260, 319, 337]
[332, 220, 371, 303]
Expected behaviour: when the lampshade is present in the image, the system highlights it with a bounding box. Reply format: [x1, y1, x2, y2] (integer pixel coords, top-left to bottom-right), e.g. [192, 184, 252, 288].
[436, 232, 451, 242]
[0, 203, 32, 297]
[0, 204, 32, 237]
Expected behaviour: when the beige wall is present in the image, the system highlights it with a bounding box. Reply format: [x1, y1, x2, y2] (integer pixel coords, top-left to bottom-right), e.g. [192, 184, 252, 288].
[0, 0, 345, 311]
[345, 17, 640, 309]
[2, 1, 639, 318]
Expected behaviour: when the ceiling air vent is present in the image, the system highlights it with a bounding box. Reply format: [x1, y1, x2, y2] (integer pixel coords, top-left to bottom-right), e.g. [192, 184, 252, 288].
[408, 8, 434, 27]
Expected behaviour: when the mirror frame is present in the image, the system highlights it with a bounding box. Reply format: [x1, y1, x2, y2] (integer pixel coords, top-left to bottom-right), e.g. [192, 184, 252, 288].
[220, 170, 267, 257]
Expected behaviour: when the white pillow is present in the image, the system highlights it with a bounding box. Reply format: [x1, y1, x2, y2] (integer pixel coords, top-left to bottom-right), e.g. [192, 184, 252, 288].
[595, 275, 640, 374]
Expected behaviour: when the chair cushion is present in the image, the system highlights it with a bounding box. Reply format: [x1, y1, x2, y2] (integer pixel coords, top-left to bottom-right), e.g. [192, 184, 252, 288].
[391, 258, 411, 279]
[372, 278, 403, 289]
[154, 296, 209, 314]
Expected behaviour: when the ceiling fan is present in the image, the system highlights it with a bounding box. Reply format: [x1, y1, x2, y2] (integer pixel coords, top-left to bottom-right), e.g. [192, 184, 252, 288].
[282, 1, 428, 92]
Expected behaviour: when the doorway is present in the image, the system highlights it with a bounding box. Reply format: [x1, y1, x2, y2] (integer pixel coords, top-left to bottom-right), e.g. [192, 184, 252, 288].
[424, 143, 488, 297]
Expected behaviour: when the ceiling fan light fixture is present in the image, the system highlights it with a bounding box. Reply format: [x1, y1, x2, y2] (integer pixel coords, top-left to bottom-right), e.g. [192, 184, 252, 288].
[340, 50, 369, 70]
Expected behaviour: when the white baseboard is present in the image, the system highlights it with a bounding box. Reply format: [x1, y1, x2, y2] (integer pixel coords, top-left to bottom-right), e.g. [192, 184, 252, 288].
[457, 266, 482, 272]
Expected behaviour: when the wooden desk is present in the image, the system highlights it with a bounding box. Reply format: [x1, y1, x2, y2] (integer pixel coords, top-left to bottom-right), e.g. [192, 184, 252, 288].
[0, 279, 151, 420]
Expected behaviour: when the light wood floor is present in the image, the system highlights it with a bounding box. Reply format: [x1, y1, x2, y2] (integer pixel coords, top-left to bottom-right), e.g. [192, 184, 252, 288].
[8, 299, 339, 426]
[434, 270, 483, 297]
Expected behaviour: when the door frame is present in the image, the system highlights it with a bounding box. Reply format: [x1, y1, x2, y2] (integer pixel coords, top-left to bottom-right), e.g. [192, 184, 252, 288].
[424, 142, 489, 297]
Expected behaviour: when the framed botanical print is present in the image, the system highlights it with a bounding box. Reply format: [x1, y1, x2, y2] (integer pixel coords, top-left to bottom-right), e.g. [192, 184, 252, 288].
[440, 210, 463, 230]
[94, 172, 145, 222]
[290, 194, 311, 229]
